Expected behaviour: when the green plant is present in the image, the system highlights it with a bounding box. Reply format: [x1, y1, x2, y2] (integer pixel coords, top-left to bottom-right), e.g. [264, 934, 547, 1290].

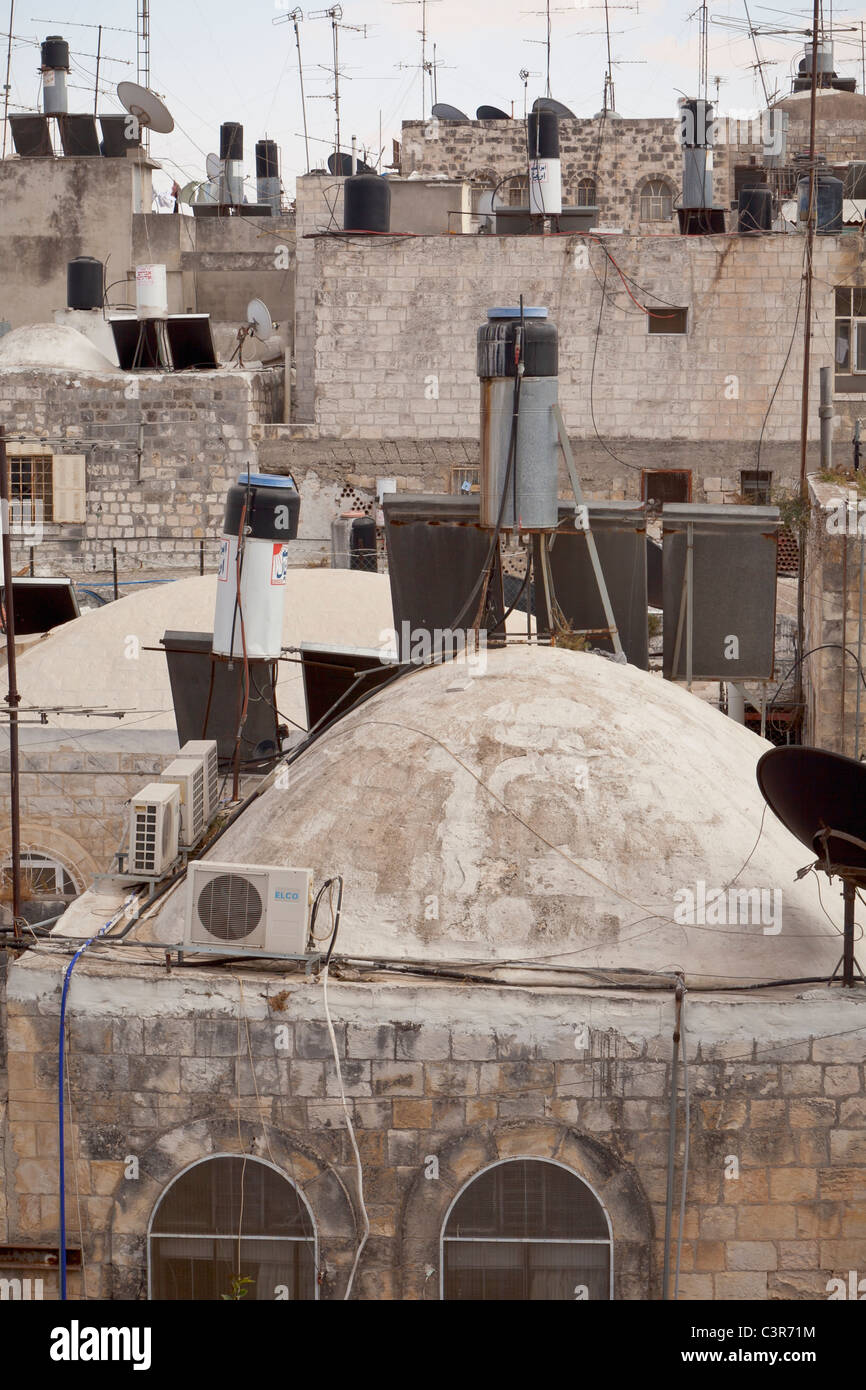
[772, 486, 812, 534]
[221, 1274, 255, 1301]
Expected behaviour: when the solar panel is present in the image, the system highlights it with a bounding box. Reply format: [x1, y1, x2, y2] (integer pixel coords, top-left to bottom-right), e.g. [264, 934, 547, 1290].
[9, 114, 53, 156]
[662, 504, 780, 681]
[165, 315, 217, 371]
[57, 114, 101, 157]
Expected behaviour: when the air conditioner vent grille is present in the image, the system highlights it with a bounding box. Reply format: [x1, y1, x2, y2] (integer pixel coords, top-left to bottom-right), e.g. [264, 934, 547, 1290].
[133, 804, 157, 872]
[196, 872, 264, 941]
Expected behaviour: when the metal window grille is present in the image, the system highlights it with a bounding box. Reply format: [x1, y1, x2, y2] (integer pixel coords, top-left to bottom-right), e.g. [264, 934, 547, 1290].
[8, 455, 53, 522]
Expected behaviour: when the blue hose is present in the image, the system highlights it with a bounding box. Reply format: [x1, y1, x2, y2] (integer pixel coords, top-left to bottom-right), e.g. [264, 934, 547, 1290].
[58, 911, 123, 1299]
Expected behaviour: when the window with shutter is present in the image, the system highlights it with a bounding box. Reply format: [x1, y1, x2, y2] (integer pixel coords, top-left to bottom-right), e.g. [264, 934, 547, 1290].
[51, 454, 86, 523]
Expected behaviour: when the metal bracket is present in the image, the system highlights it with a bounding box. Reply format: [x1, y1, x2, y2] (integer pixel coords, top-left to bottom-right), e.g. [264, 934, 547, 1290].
[552, 405, 625, 660]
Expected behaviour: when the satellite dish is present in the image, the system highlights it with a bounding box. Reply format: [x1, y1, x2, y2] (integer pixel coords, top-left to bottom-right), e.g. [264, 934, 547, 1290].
[532, 96, 576, 119]
[477, 105, 510, 120]
[177, 180, 201, 206]
[206, 152, 221, 180]
[247, 298, 274, 340]
[117, 81, 174, 135]
[431, 102, 470, 122]
[757, 745, 866, 986]
[757, 746, 866, 872]
[328, 151, 373, 176]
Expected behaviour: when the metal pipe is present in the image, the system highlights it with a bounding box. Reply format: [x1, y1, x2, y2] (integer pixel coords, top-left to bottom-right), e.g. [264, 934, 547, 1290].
[112, 545, 118, 601]
[819, 365, 833, 472]
[0, 427, 22, 939]
[856, 532, 864, 758]
[662, 978, 685, 1300]
[843, 880, 856, 987]
[686, 521, 694, 689]
[795, 0, 821, 730]
[842, 527, 849, 753]
[726, 682, 745, 724]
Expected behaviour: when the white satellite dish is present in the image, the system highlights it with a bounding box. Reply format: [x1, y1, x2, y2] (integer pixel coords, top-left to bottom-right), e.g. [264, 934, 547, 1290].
[206, 152, 221, 180]
[247, 298, 274, 340]
[116, 81, 175, 135]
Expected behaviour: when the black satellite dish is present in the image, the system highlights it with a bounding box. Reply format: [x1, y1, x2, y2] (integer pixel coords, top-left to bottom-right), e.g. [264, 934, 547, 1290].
[757, 745, 866, 986]
[328, 152, 373, 175]
[432, 102, 470, 122]
[477, 105, 510, 120]
[532, 96, 577, 119]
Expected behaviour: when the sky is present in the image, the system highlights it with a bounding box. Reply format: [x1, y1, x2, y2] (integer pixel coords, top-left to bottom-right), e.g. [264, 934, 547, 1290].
[3, 1, 866, 196]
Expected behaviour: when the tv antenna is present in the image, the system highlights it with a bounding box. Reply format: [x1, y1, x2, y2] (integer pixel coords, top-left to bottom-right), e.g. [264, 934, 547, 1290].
[392, 0, 442, 120]
[273, 8, 311, 175]
[519, 68, 541, 119]
[308, 6, 368, 165]
[568, 1, 640, 113]
[757, 745, 866, 988]
[137, 0, 150, 150]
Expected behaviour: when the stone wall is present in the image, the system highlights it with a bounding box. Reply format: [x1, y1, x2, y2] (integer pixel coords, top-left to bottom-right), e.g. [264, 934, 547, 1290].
[803, 477, 866, 753]
[3, 959, 864, 1301]
[0, 365, 283, 576]
[294, 227, 861, 456]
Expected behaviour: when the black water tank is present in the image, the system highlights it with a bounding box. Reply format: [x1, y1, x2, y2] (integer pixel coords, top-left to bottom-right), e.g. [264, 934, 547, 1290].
[41, 35, 69, 69]
[738, 186, 773, 234]
[477, 307, 558, 378]
[350, 516, 377, 572]
[798, 172, 843, 232]
[222, 472, 300, 541]
[527, 109, 559, 159]
[344, 173, 391, 233]
[220, 122, 243, 160]
[255, 139, 278, 178]
[67, 256, 103, 310]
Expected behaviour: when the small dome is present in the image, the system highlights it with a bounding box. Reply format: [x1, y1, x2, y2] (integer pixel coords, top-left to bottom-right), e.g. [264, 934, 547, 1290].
[149, 644, 843, 986]
[0, 322, 118, 372]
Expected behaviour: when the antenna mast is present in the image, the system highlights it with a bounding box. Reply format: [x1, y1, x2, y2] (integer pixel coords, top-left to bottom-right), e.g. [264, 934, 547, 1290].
[392, 0, 442, 121]
[274, 8, 310, 173]
[2, 0, 14, 159]
[137, 0, 150, 150]
[310, 5, 367, 161]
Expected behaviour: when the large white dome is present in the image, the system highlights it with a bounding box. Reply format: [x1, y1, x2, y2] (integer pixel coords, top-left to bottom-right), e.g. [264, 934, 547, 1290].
[0, 322, 118, 372]
[149, 644, 844, 986]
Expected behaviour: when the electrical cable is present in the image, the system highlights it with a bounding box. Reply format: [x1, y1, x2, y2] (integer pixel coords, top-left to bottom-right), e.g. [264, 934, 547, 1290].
[673, 986, 690, 1301]
[322, 951, 368, 1300]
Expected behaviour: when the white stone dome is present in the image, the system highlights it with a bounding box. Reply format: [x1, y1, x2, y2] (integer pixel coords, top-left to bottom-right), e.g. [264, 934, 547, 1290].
[150, 644, 845, 986]
[0, 322, 118, 372]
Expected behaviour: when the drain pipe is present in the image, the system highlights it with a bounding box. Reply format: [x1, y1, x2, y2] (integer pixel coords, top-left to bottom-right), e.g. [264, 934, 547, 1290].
[662, 976, 685, 1300]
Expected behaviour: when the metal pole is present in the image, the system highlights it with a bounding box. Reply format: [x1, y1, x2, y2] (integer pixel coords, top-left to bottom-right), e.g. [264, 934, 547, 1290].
[796, 0, 821, 732]
[553, 405, 624, 659]
[0, 427, 23, 940]
[93, 23, 102, 117]
[856, 531, 864, 758]
[292, 12, 310, 175]
[112, 545, 118, 601]
[662, 980, 684, 1300]
[28, 545, 34, 576]
[686, 521, 694, 690]
[2, 0, 14, 160]
[333, 12, 340, 160]
[199, 538, 205, 576]
[843, 880, 855, 987]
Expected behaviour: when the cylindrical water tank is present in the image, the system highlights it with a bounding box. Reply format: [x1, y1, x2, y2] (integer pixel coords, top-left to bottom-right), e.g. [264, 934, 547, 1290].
[220, 123, 244, 204]
[212, 473, 301, 660]
[477, 307, 559, 531]
[797, 172, 843, 232]
[527, 110, 561, 216]
[67, 256, 103, 310]
[344, 173, 391, 232]
[738, 187, 773, 234]
[40, 34, 69, 115]
[255, 139, 281, 215]
[135, 264, 168, 319]
[349, 516, 377, 572]
[845, 161, 866, 199]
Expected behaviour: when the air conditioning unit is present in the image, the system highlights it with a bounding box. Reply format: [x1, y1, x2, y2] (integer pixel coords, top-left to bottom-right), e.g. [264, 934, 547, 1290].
[179, 739, 220, 822]
[160, 757, 206, 849]
[128, 783, 180, 878]
[184, 862, 313, 954]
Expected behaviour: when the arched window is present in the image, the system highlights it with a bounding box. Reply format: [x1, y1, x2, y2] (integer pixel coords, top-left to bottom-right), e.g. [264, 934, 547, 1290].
[577, 177, 596, 207]
[640, 179, 673, 221]
[3, 851, 78, 898]
[441, 1158, 612, 1301]
[148, 1156, 317, 1301]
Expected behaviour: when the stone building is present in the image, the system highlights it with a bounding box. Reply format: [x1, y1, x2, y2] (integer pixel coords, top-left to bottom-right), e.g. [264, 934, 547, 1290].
[1, 646, 863, 1301]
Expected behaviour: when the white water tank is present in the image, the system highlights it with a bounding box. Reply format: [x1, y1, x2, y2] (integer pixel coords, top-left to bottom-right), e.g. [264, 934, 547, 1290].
[135, 264, 168, 319]
[212, 472, 301, 660]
